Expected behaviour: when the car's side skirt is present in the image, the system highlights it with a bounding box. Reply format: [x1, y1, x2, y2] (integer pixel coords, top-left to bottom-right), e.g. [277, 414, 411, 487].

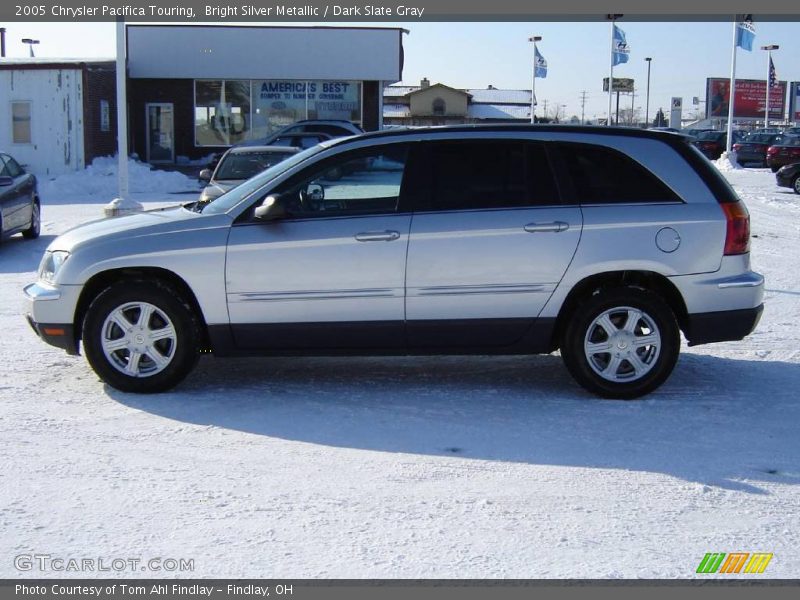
[209, 318, 558, 357]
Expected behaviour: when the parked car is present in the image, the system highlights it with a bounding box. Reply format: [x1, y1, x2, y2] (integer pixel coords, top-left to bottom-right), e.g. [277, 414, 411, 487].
[198, 146, 299, 204]
[682, 128, 714, 140]
[783, 127, 800, 136]
[691, 130, 746, 160]
[775, 162, 800, 194]
[201, 130, 338, 174]
[1, 152, 40, 243]
[733, 133, 791, 167]
[241, 119, 362, 147]
[766, 137, 800, 172]
[264, 132, 333, 150]
[24, 125, 763, 399]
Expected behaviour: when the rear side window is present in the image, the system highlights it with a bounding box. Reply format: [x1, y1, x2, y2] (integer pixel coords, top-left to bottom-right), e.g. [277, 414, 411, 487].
[554, 143, 680, 204]
[412, 141, 560, 211]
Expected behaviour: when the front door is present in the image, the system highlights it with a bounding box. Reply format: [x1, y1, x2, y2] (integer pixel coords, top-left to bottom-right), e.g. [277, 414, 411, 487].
[145, 103, 175, 164]
[404, 140, 583, 348]
[225, 144, 412, 351]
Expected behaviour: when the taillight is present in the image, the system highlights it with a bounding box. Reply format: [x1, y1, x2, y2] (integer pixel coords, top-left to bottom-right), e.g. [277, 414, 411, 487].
[791, 148, 800, 157]
[766, 146, 778, 155]
[721, 201, 750, 255]
[733, 143, 742, 151]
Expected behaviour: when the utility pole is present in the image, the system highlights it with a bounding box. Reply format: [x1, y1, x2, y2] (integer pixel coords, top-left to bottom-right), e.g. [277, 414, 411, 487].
[579, 91, 587, 124]
[542, 99, 548, 120]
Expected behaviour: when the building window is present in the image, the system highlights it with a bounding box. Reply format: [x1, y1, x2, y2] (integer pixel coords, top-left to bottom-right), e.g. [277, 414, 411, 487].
[194, 80, 251, 147]
[432, 98, 446, 116]
[194, 79, 362, 147]
[100, 100, 110, 132]
[12, 102, 32, 144]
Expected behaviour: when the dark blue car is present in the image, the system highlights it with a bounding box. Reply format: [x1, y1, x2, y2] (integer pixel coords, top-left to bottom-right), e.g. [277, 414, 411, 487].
[0, 152, 40, 243]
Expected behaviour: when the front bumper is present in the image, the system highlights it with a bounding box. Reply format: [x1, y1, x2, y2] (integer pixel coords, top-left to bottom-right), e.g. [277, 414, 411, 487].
[23, 282, 81, 355]
[685, 304, 764, 346]
[25, 316, 79, 354]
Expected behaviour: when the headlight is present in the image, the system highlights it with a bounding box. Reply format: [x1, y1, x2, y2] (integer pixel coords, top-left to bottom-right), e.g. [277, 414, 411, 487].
[39, 251, 70, 283]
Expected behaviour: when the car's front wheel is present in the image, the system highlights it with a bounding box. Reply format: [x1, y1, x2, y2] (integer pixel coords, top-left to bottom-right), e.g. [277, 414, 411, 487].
[561, 287, 680, 399]
[82, 280, 202, 393]
[793, 175, 800, 195]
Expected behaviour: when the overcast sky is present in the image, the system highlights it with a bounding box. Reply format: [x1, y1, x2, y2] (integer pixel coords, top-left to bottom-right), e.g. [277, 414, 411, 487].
[4, 20, 799, 121]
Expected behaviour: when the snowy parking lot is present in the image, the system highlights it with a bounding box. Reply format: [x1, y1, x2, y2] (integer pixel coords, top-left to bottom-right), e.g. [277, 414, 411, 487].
[1, 159, 798, 578]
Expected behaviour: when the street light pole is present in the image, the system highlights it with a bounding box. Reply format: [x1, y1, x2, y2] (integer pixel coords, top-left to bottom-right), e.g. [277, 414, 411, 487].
[761, 44, 779, 128]
[21, 38, 40, 57]
[529, 35, 542, 124]
[645, 57, 652, 127]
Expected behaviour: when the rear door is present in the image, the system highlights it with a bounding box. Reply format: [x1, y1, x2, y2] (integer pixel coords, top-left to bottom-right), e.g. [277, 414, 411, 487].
[404, 139, 583, 349]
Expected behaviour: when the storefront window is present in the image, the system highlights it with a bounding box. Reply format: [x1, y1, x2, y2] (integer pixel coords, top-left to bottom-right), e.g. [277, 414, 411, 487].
[195, 79, 362, 147]
[194, 80, 251, 146]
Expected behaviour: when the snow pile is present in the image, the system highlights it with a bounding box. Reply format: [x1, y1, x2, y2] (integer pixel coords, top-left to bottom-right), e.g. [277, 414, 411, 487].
[713, 151, 743, 172]
[38, 156, 197, 200]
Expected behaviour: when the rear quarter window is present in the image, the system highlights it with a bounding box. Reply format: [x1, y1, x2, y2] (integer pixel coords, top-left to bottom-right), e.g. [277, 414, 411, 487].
[553, 142, 682, 204]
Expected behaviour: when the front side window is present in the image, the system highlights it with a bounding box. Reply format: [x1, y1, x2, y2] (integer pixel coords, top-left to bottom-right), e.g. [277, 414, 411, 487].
[12, 102, 32, 144]
[274, 146, 408, 218]
[555, 143, 680, 204]
[414, 141, 560, 211]
[0, 154, 22, 177]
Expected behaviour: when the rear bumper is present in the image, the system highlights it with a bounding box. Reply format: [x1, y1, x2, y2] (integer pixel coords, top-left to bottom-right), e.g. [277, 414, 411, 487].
[685, 304, 763, 346]
[776, 170, 797, 188]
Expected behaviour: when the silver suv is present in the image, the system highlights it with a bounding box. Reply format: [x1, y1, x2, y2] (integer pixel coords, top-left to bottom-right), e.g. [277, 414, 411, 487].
[24, 126, 764, 399]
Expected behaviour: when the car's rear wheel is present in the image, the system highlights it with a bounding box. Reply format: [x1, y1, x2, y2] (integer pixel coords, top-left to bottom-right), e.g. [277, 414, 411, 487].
[793, 175, 800, 195]
[22, 198, 40, 239]
[561, 287, 680, 399]
[82, 280, 202, 393]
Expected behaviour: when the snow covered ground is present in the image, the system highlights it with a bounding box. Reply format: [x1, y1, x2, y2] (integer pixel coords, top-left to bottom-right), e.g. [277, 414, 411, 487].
[1, 159, 798, 578]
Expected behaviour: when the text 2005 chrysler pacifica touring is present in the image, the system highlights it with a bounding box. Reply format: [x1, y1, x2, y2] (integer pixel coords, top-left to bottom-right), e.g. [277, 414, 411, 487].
[24, 126, 764, 399]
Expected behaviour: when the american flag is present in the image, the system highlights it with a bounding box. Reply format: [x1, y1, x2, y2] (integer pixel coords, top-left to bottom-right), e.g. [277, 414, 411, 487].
[769, 56, 778, 88]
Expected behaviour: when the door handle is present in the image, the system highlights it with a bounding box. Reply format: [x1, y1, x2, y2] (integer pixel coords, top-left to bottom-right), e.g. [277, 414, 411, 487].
[354, 230, 401, 242]
[524, 221, 570, 233]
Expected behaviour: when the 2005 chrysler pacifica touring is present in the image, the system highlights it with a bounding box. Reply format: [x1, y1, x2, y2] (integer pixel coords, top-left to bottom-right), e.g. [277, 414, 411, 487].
[24, 126, 764, 398]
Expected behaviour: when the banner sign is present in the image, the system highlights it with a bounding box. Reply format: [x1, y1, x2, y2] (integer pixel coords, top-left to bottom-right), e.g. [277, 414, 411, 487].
[603, 77, 634, 93]
[706, 77, 787, 120]
[790, 82, 800, 122]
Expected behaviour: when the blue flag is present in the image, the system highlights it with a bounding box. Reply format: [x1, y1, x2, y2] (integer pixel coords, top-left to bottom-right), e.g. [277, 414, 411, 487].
[612, 25, 630, 66]
[736, 20, 756, 51]
[534, 46, 547, 78]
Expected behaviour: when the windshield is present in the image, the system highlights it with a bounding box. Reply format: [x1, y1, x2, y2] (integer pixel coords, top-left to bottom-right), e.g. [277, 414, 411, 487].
[214, 151, 296, 180]
[201, 145, 327, 215]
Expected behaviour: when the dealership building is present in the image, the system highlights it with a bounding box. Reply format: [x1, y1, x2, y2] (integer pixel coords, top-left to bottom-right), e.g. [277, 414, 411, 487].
[1, 25, 404, 175]
[126, 25, 404, 164]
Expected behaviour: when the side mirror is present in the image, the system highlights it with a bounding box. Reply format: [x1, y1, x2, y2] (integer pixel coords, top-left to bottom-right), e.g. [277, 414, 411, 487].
[254, 195, 287, 221]
[0, 176, 13, 187]
[198, 168, 212, 183]
[307, 183, 324, 201]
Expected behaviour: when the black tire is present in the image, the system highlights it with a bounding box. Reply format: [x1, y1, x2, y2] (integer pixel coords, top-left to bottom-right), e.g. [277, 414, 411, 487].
[82, 279, 202, 393]
[22, 198, 41, 239]
[793, 175, 800, 195]
[561, 287, 680, 399]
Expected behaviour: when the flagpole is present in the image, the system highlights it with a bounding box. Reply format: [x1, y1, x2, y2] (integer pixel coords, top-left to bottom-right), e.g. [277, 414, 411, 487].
[529, 36, 542, 124]
[725, 18, 738, 154]
[608, 16, 616, 126]
[761, 45, 779, 127]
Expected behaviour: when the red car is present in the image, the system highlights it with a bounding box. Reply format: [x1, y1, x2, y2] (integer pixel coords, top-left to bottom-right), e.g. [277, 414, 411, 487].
[732, 133, 789, 167]
[766, 137, 800, 172]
